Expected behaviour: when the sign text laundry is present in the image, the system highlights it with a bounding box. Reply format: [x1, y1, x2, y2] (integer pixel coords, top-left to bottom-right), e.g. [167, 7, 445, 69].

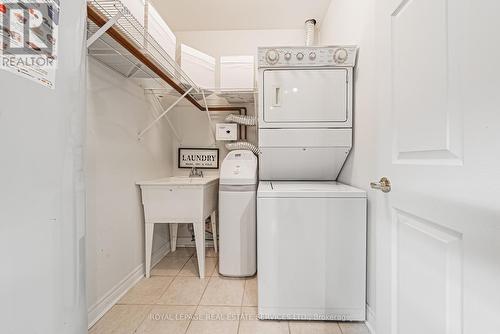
[178, 148, 219, 169]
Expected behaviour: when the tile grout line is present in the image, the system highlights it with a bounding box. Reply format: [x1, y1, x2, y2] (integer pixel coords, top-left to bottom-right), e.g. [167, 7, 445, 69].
[184, 271, 213, 334]
[155, 274, 178, 303]
[151, 252, 193, 306]
[338, 322, 345, 334]
[174, 250, 199, 334]
[182, 304, 197, 334]
[131, 304, 154, 333]
[196, 271, 215, 306]
[188, 247, 217, 315]
[236, 277, 248, 333]
[176, 253, 195, 277]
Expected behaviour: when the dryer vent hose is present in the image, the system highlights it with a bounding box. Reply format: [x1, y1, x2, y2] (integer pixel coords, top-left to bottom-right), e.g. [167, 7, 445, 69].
[225, 141, 261, 155]
[305, 19, 317, 46]
[225, 114, 258, 126]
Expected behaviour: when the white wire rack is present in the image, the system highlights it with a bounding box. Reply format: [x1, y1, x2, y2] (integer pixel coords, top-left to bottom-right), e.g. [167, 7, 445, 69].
[87, 0, 200, 95]
[144, 88, 257, 105]
[216, 88, 256, 104]
[86, 0, 254, 139]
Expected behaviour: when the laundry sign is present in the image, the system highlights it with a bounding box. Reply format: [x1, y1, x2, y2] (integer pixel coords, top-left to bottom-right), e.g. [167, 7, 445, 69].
[178, 148, 219, 169]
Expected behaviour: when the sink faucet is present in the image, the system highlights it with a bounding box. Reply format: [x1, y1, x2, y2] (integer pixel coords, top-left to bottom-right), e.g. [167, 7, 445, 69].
[189, 167, 204, 178]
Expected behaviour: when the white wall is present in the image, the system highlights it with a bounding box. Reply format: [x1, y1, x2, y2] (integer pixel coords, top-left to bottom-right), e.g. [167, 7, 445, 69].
[86, 58, 176, 326]
[320, 0, 377, 324]
[0, 2, 87, 333]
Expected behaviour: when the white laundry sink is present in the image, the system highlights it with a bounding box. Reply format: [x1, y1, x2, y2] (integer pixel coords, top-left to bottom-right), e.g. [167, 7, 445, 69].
[137, 175, 218, 224]
[136, 175, 219, 278]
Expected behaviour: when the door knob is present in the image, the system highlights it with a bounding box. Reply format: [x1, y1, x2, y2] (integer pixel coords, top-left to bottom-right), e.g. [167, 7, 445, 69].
[370, 177, 391, 193]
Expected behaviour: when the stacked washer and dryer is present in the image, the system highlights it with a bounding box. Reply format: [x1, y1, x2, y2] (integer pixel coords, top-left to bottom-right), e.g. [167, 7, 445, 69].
[257, 46, 367, 321]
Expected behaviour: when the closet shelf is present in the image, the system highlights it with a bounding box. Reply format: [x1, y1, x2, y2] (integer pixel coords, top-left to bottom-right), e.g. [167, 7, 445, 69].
[145, 87, 257, 106]
[86, 0, 247, 113]
[207, 89, 256, 105]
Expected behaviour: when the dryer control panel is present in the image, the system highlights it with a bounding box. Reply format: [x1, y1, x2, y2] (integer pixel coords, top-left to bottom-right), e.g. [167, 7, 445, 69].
[258, 46, 357, 68]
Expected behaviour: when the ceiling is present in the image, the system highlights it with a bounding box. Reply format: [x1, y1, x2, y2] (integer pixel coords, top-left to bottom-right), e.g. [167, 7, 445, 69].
[149, 0, 331, 31]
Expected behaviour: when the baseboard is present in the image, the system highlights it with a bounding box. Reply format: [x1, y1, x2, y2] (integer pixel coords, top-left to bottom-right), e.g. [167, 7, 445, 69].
[365, 304, 376, 334]
[87, 241, 171, 329]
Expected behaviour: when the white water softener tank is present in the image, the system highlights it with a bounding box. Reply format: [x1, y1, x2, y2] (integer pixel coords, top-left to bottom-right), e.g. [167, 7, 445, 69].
[219, 150, 258, 277]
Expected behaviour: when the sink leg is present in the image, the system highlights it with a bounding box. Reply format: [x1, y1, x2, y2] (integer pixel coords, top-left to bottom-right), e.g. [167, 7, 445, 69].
[211, 211, 218, 253]
[145, 223, 154, 278]
[193, 221, 205, 279]
[169, 223, 178, 252]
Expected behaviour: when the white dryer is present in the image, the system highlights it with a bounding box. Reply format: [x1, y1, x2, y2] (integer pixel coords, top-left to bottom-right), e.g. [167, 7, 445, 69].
[257, 181, 367, 321]
[257, 46, 357, 181]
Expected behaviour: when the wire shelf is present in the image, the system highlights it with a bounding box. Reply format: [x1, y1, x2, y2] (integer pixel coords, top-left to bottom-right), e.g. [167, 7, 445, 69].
[87, 0, 199, 95]
[87, 0, 253, 113]
[144, 88, 257, 106]
[215, 88, 256, 104]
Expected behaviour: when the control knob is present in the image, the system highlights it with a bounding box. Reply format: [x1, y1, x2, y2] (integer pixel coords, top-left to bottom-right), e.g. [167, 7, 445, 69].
[309, 52, 317, 60]
[266, 49, 279, 64]
[333, 48, 349, 64]
[296, 52, 304, 60]
[284, 52, 292, 61]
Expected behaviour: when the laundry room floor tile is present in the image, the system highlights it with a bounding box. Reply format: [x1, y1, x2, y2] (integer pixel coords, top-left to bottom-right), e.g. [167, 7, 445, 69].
[151, 255, 191, 276]
[89, 304, 151, 334]
[90, 248, 365, 334]
[186, 306, 240, 334]
[338, 322, 370, 334]
[118, 276, 174, 305]
[135, 305, 196, 334]
[289, 321, 342, 334]
[242, 276, 258, 306]
[199, 276, 246, 306]
[178, 256, 218, 277]
[213, 263, 221, 276]
[158, 276, 209, 306]
[167, 247, 196, 258]
[239, 307, 289, 334]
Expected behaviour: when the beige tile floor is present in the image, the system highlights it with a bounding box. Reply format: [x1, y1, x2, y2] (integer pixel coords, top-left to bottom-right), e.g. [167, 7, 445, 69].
[89, 247, 370, 334]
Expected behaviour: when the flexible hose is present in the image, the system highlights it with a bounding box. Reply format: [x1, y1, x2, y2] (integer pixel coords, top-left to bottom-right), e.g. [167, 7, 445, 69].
[225, 114, 258, 126]
[225, 141, 261, 155]
[305, 19, 317, 46]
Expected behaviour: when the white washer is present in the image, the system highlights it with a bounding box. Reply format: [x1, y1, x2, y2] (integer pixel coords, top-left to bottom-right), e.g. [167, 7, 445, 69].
[257, 181, 367, 321]
[219, 150, 258, 277]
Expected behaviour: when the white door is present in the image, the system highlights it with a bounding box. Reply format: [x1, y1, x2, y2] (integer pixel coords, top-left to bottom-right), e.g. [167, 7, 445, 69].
[373, 0, 500, 334]
[263, 69, 350, 125]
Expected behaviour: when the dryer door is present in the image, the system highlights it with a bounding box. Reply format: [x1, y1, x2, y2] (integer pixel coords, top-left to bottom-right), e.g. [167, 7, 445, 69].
[263, 68, 349, 125]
